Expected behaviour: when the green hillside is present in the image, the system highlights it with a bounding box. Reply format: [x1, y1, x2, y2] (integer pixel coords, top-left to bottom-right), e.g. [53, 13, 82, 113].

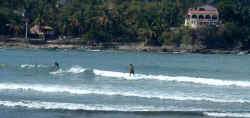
[0, 0, 250, 49]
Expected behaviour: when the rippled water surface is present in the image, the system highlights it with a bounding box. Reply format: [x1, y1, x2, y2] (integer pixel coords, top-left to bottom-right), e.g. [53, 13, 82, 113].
[0, 49, 250, 118]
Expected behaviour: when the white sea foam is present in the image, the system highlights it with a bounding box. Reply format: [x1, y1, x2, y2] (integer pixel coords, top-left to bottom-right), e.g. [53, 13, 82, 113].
[20, 64, 48, 69]
[50, 66, 87, 75]
[93, 69, 250, 87]
[1, 100, 248, 116]
[0, 83, 248, 103]
[49, 66, 250, 87]
[67, 66, 87, 73]
[0, 100, 163, 111]
[20, 64, 36, 69]
[204, 112, 250, 118]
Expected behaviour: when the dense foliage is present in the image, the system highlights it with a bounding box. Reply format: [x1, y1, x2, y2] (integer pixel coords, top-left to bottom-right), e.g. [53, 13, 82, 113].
[0, 0, 250, 49]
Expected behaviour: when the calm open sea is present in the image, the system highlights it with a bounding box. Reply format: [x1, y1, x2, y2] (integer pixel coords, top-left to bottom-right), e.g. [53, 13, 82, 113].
[0, 49, 250, 118]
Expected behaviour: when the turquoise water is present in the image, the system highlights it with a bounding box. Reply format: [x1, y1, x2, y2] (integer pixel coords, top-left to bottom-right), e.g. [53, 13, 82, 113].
[0, 49, 250, 118]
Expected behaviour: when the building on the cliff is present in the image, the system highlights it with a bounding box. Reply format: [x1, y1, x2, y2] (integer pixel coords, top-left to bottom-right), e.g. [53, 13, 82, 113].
[30, 25, 55, 40]
[184, 5, 220, 28]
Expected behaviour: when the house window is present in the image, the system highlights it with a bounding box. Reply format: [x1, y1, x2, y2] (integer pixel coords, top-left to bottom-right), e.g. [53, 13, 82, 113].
[199, 15, 204, 19]
[212, 15, 218, 20]
[205, 15, 211, 19]
[192, 15, 198, 19]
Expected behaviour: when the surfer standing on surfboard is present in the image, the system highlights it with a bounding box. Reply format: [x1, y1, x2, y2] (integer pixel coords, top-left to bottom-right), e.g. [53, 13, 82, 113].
[129, 64, 134, 76]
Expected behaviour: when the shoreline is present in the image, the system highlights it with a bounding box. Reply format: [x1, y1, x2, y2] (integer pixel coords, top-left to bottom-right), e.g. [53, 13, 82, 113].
[0, 38, 249, 54]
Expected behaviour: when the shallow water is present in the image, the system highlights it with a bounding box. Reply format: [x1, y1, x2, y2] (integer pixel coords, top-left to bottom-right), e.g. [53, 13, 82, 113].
[0, 49, 250, 118]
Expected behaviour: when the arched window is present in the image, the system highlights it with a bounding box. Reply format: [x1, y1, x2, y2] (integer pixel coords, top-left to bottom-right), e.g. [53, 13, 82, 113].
[199, 15, 204, 19]
[192, 15, 197, 19]
[205, 15, 211, 19]
[212, 15, 218, 20]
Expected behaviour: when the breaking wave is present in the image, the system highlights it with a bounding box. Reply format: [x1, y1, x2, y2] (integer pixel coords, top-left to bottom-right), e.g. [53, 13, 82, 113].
[204, 112, 250, 118]
[17, 64, 250, 87]
[0, 100, 165, 112]
[0, 83, 248, 104]
[50, 66, 250, 87]
[93, 69, 250, 87]
[50, 66, 90, 75]
[1, 100, 249, 118]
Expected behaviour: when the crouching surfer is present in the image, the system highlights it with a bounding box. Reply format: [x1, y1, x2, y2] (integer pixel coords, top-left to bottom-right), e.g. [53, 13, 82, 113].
[54, 62, 59, 70]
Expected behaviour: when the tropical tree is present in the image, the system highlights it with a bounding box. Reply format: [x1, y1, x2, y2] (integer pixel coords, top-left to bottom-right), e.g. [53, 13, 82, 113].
[0, 2, 10, 35]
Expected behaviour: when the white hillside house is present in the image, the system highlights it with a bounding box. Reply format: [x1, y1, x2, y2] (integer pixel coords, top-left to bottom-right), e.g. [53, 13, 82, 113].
[184, 5, 220, 28]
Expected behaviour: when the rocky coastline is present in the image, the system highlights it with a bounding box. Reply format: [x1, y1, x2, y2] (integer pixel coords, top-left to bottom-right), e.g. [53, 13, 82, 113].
[0, 37, 249, 55]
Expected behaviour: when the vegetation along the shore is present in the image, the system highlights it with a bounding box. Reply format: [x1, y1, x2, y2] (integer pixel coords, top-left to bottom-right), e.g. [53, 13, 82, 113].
[0, 0, 250, 50]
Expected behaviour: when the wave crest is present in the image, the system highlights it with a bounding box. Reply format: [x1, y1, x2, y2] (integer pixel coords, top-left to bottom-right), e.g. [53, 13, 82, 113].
[93, 69, 250, 87]
[0, 100, 165, 112]
[0, 83, 248, 103]
[21, 65, 250, 87]
[1, 100, 248, 117]
[50, 66, 92, 75]
[204, 112, 250, 118]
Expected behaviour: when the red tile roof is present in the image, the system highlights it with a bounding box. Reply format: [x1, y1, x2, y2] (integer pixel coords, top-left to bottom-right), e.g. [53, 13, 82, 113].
[189, 10, 219, 14]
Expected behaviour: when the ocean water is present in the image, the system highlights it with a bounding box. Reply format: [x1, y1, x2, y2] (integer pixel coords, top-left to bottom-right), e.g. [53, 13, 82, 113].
[0, 49, 250, 118]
